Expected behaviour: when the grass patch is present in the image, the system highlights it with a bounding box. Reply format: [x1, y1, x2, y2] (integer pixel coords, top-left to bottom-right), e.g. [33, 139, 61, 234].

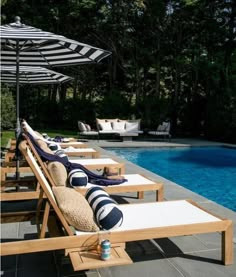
[1, 130, 15, 148]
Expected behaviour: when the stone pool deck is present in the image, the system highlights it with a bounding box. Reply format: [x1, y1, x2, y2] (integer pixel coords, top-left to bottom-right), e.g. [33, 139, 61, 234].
[1, 138, 236, 277]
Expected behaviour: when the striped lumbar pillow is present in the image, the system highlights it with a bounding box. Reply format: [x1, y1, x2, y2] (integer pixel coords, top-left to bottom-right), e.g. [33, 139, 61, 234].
[68, 169, 88, 187]
[54, 149, 69, 162]
[85, 187, 123, 230]
[48, 142, 61, 151]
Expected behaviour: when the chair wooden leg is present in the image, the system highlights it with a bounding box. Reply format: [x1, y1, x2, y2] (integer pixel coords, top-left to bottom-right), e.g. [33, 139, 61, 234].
[36, 189, 47, 236]
[39, 201, 50, 239]
[222, 221, 233, 265]
[137, 191, 144, 199]
[156, 186, 164, 201]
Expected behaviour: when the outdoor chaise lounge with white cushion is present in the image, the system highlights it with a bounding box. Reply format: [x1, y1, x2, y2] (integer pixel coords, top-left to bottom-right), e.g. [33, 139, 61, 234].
[5, 146, 99, 162]
[69, 157, 125, 174]
[76, 173, 163, 201]
[63, 147, 100, 158]
[1, 141, 233, 272]
[22, 120, 88, 148]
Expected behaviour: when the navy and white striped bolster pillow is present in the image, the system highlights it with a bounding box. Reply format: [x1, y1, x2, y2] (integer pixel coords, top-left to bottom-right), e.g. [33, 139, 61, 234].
[68, 169, 88, 187]
[54, 149, 69, 162]
[85, 187, 123, 230]
[48, 143, 61, 152]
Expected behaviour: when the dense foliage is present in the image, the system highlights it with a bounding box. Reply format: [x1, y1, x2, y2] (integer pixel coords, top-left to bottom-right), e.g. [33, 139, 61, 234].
[1, 0, 236, 142]
[1, 87, 16, 129]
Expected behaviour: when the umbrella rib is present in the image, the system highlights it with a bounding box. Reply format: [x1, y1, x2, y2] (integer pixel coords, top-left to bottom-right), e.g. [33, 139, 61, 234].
[3, 38, 29, 51]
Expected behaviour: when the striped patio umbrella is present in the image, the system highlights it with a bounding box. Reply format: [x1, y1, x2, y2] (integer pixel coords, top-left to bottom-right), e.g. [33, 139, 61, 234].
[0, 17, 111, 67]
[0, 16, 111, 127]
[0, 16, 111, 178]
[1, 66, 72, 85]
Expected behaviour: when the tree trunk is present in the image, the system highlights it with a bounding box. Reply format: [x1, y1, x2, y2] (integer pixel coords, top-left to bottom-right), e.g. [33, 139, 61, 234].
[171, 62, 181, 136]
[155, 38, 161, 100]
[73, 76, 78, 100]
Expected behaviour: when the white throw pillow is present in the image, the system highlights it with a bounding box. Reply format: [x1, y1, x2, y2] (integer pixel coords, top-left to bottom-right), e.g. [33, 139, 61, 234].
[125, 121, 139, 132]
[99, 122, 113, 131]
[157, 122, 170, 132]
[157, 124, 164, 131]
[84, 124, 91, 131]
[162, 122, 170, 132]
[78, 121, 87, 132]
[112, 121, 126, 130]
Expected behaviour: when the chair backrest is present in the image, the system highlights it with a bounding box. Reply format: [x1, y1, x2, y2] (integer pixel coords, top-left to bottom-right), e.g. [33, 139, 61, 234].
[19, 140, 74, 236]
[23, 134, 57, 187]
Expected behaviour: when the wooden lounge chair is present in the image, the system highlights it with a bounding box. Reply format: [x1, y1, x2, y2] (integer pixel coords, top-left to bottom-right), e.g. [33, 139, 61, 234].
[63, 147, 100, 158]
[1, 138, 122, 182]
[1, 140, 233, 271]
[69, 157, 125, 174]
[9, 138, 88, 151]
[4, 147, 100, 161]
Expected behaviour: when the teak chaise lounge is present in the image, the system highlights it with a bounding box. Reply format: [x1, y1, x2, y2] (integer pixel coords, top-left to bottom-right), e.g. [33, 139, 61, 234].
[9, 138, 88, 150]
[3, 120, 89, 182]
[1, 138, 123, 181]
[1, 140, 233, 271]
[5, 147, 100, 162]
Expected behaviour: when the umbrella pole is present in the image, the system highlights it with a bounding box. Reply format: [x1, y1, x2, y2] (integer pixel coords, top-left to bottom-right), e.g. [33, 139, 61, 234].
[15, 40, 20, 180]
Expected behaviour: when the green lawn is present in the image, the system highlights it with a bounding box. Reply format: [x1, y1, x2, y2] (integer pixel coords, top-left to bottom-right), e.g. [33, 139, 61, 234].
[1, 129, 78, 148]
[1, 130, 14, 148]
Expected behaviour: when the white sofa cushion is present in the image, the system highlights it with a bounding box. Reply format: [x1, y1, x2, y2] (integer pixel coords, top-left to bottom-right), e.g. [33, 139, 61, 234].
[112, 121, 126, 130]
[96, 118, 118, 130]
[84, 124, 91, 131]
[99, 130, 118, 134]
[125, 121, 139, 132]
[99, 122, 113, 131]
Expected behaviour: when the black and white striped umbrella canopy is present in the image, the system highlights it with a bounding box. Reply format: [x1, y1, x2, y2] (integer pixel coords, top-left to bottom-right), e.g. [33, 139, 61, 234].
[0, 16, 111, 177]
[0, 16, 111, 129]
[1, 66, 72, 84]
[0, 17, 111, 66]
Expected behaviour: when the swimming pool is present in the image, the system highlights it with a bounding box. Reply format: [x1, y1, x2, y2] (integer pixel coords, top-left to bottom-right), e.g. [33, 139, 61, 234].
[107, 146, 236, 211]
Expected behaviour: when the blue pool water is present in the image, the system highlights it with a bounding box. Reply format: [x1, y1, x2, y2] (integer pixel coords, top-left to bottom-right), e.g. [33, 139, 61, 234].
[107, 147, 236, 211]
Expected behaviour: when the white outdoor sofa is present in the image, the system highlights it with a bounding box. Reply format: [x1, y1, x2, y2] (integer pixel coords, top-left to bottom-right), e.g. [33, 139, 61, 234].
[96, 118, 143, 141]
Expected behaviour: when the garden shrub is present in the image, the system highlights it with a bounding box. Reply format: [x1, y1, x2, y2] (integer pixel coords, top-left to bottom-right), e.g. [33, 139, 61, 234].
[1, 90, 16, 130]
